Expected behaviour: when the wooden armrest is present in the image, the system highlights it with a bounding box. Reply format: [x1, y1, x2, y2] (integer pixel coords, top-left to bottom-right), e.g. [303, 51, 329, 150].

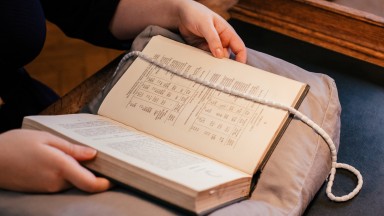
[230, 0, 384, 67]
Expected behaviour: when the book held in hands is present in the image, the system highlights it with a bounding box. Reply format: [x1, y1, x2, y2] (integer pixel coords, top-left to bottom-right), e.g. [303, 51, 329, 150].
[23, 35, 309, 214]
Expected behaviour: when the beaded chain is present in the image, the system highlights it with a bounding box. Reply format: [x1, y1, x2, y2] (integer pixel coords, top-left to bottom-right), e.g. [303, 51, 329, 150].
[114, 50, 363, 202]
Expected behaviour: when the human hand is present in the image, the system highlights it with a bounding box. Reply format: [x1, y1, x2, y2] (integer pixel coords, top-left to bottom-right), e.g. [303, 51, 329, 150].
[176, 0, 247, 63]
[110, 0, 247, 63]
[0, 129, 110, 193]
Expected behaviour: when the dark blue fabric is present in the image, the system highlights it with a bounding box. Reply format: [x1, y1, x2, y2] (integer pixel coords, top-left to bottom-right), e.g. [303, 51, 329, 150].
[229, 19, 384, 216]
[0, 0, 126, 132]
[0, 0, 56, 132]
[0, 0, 46, 70]
[40, 0, 127, 49]
[0, 68, 59, 133]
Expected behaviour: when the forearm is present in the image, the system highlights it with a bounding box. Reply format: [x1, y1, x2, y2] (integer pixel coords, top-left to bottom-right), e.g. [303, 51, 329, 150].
[110, 0, 185, 40]
[41, 0, 124, 49]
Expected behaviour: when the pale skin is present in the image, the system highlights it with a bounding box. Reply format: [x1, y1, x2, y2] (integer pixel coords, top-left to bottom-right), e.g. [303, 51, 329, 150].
[0, 0, 247, 193]
[110, 0, 247, 63]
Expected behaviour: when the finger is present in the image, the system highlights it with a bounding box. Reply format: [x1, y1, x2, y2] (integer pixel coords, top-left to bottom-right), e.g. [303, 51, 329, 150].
[44, 134, 111, 192]
[219, 28, 247, 63]
[44, 133, 97, 161]
[222, 48, 230, 59]
[197, 20, 225, 59]
[229, 39, 247, 63]
[68, 144, 97, 161]
[208, 17, 247, 63]
[60, 156, 111, 193]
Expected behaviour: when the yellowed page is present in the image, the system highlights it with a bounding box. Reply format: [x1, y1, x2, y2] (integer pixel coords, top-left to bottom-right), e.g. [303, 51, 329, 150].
[99, 36, 307, 174]
[23, 114, 248, 192]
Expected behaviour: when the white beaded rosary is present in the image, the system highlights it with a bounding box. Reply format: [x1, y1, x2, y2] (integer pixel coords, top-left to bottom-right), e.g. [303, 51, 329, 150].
[114, 50, 363, 202]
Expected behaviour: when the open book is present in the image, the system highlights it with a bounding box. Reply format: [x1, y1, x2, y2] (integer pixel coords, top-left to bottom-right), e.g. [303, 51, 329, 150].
[23, 35, 309, 214]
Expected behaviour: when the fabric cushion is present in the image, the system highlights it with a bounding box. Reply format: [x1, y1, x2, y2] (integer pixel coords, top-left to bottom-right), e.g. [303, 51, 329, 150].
[0, 26, 341, 216]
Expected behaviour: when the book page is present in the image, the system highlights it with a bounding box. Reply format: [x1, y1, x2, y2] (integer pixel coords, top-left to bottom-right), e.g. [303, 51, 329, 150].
[24, 114, 249, 192]
[99, 36, 307, 174]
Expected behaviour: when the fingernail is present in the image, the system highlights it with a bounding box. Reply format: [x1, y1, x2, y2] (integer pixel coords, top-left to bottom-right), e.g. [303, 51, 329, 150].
[215, 48, 224, 58]
[83, 147, 97, 156]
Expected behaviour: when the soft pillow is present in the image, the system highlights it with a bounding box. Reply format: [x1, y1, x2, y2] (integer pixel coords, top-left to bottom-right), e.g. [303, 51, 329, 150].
[88, 26, 341, 215]
[0, 26, 341, 216]
[212, 44, 340, 216]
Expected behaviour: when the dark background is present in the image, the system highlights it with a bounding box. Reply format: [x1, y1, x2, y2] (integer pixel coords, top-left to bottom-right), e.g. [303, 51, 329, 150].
[229, 19, 384, 215]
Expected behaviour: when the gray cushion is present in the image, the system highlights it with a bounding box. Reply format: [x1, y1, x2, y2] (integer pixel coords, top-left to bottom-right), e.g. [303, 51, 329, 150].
[0, 26, 341, 216]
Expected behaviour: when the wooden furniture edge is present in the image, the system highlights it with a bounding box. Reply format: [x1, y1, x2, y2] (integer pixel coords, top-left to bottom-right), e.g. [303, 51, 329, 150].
[41, 55, 123, 115]
[41, 0, 238, 115]
[39, 0, 384, 115]
[230, 0, 384, 67]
